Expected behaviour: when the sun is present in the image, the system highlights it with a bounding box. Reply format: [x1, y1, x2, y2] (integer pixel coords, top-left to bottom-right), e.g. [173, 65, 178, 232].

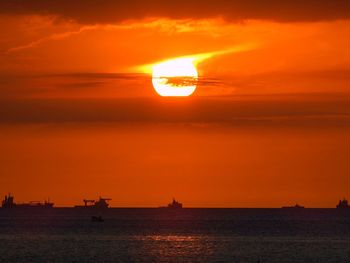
[152, 58, 198, 97]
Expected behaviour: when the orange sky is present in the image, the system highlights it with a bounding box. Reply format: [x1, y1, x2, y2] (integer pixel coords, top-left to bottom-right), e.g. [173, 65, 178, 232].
[0, 1, 350, 207]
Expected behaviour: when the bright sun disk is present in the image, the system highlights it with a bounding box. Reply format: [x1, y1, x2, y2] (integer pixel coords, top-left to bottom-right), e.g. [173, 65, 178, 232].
[152, 58, 198, 97]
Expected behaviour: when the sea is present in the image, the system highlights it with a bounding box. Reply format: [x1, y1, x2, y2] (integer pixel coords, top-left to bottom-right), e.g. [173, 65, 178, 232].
[0, 208, 349, 263]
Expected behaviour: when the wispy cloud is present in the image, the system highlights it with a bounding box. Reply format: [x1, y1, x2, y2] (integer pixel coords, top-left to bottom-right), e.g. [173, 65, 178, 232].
[137, 43, 259, 74]
[5, 25, 98, 54]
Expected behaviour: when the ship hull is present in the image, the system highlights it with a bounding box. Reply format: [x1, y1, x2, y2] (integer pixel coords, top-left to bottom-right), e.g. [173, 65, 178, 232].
[1, 206, 54, 209]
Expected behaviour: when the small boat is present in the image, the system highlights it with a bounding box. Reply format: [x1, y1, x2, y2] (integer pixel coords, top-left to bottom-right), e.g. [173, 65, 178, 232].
[91, 216, 104, 222]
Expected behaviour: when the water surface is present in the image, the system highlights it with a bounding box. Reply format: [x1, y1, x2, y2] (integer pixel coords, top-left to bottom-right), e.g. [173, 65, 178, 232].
[0, 208, 350, 262]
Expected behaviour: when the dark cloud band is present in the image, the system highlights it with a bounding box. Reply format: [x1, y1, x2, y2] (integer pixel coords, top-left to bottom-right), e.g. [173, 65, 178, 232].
[1, 0, 350, 23]
[1, 95, 350, 128]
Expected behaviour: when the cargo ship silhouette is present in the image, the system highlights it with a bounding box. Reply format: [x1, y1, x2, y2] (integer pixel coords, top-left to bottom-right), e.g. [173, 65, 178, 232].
[336, 199, 350, 209]
[1, 194, 54, 208]
[159, 198, 183, 209]
[282, 204, 305, 210]
[74, 197, 111, 209]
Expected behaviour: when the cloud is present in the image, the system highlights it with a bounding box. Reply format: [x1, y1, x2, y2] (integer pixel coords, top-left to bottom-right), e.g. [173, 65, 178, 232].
[5, 25, 98, 54]
[1, 94, 350, 128]
[2, 70, 350, 99]
[0, 73, 152, 99]
[1, 0, 350, 24]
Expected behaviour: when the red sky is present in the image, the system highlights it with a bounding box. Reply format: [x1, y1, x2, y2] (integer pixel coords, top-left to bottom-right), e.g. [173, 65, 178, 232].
[0, 1, 350, 207]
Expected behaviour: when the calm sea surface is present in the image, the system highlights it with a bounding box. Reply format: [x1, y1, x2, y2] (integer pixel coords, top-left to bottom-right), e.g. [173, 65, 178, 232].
[0, 208, 349, 262]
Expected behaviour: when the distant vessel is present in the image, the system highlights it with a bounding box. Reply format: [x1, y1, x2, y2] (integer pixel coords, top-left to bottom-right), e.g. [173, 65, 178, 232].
[74, 197, 111, 209]
[91, 216, 104, 222]
[336, 199, 350, 209]
[282, 204, 305, 210]
[1, 194, 54, 208]
[160, 198, 183, 209]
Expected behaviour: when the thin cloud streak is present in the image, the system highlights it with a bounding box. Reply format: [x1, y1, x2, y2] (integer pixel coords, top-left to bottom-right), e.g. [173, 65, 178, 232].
[5, 25, 98, 54]
[137, 43, 259, 73]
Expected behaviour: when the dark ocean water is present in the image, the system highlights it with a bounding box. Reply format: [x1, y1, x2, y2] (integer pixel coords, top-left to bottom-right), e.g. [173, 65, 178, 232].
[0, 208, 350, 262]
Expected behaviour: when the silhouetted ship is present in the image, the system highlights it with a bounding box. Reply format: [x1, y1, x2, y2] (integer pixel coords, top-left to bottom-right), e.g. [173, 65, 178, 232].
[1, 194, 54, 209]
[282, 204, 305, 210]
[160, 198, 183, 209]
[336, 199, 350, 209]
[91, 216, 104, 222]
[74, 197, 111, 209]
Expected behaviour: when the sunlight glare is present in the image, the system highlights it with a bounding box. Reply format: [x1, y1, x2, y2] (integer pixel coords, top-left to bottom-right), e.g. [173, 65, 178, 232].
[152, 58, 198, 97]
